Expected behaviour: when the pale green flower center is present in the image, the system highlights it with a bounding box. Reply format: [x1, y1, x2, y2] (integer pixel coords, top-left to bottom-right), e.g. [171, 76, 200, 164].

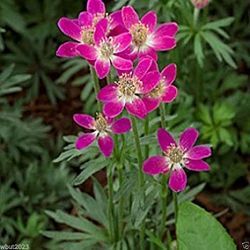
[130, 23, 148, 47]
[165, 144, 184, 164]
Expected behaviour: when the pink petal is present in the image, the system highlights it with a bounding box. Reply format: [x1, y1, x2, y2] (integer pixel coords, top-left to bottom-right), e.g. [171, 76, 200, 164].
[122, 6, 139, 30]
[98, 135, 114, 157]
[186, 145, 212, 160]
[103, 101, 125, 118]
[75, 133, 96, 150]
[112, 56, 132, 71]
[58, 17, 81, 41]
[95, 59, 110, 79]
[161, 85, 178, 103]
[141, 11, 157, 33]
[111, 118, 131, 134]
[185, 159, 210, 172]
[148, 58, 159, 72]
[73, 114, 95, 129]
[78, 11, 93, 27]
[134, 57, 153, 80]
[77, 44, 98, 60]
[56, 42, 79, 58]
[151, 36, 176, 51]
[138, 47, 158, 61]
[157, 128, 176, 152]
[154, 22, 179, 37]
[179, 128, 199, 152]
[97, 84, 118, 102]
[113, 33, 132, 53]
[161, 64, 177, 85]
[139, 71, 160, 94]
[169, 167, 187, 192]
[94, 18, 108, 45]
[143, 156, 169, 175]
[142, 96, 161, 112]
[110, 10, 123, 30]
[87, 0, 105, 15]
[125, 98, 148, 119]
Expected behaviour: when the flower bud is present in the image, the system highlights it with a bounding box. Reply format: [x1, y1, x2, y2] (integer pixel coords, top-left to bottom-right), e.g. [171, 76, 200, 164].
[191, 0, 210, 9]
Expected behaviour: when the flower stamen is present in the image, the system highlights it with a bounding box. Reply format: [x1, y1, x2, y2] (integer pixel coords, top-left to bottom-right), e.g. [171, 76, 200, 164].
[95, 113, 108, 132]
[165, 144, 184, 164]
[130, 23, 148, 47]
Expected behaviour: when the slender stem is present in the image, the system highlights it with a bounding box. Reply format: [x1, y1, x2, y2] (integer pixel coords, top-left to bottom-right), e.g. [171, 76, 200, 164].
[130, 116, 145, 250]
[173, 192, 178, 226]
[107, 71, 112, 84]
[193, 8, 200, 27]
[118, 165, 124, 240]
[89, 66, 101, 111]
[107, 165, 115, 242]
[160, 103, 166, 128]
[160, 174, 169, 240]
[144, 115, 149, 158]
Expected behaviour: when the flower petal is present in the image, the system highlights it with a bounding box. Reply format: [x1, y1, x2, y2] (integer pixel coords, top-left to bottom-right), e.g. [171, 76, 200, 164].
[154, 22, 179, 37]
[169, 166, 187, 192]
[179, 128, 199, 152]
[142, 96, 161, 112]
[103, 101, 124, 118]
[75, 133, 96, 150]
[113, 33, 132, 53]
[150, 36, 176, 51]
[186, 145, 212, 160]
[157, 128, 176, 151]
[141, 11, 157, 33]
[161, 64, 177, 85]
[139, 71, 160, 94]
[56, 42, 79, 58]
[138, 47, 158, 61]
[95, 58, 110, 79]
[143, 156, 169, 175]
[78, 11, 93, 27]
[94, 18, 108, 45]
[73, 114, 95, 129]
[112, 56, 132, 71]
[134, 57, 153, 80]
[87, 0, 105, 15]
[162, 86, 178, 103]
[58, 17, 82, 41]
[111, 118, 131, 134]
[110, 10, 123, 30]
[98, 135, 114, 157]
[97, 84, 118, 102]
[122, 6, 139, 30]
[77, 44, 98, 60]
[125, 97, 148, 119]
[185, 159, 210, 172]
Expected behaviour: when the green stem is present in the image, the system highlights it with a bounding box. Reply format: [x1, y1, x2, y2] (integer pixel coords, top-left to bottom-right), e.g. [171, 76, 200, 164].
[160, 103, 166, 128]
[130, 116, 145, 250]
[160, 174, 169, 240]
[173, 192, 178, 226]
[118, 165, 124, 240]
[107, 165, 115, 242]
[107, 72, 112, 84]
[144, 115, 149, 158]
[89, 66, 101, 111]
[193, 8, 200, 27]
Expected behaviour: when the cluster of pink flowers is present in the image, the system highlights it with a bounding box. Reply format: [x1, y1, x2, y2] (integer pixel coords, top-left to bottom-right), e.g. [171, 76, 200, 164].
[57, 0, 212, 192]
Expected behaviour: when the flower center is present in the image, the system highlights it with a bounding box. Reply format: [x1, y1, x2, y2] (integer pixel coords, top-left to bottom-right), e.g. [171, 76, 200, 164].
[92, 13, 105, 26]
[148, 79, 165, 98]
[130, 23, 148, 47]
[100, 39, 114, 59]
[95, 113, 108, 132]
[117, 74, 141, 101]
[165, 144, 184, 164]
[81, 28, 95, 45]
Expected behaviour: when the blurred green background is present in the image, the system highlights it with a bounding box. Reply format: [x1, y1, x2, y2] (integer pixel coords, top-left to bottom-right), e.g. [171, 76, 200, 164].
[0, 0, 249, 249]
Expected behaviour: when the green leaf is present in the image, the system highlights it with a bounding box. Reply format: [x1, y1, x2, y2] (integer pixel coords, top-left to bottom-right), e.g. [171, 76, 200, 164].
[177, 202, 236, 250]
[194, 33, 204, 67]
[202, 17, 234, 30]
[42, 231, 87, 240]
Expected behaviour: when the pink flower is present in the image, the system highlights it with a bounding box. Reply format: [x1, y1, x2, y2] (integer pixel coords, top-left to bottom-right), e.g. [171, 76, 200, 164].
[191, 0, 210, 9]
[56, 0, 107, 58]
[143, 128, 212, 192]
[97, 57, 160, 119]
[142, 64, 178, 112]
[119, 6, 178, 60]
[76, 18, 133, 79]
[73, 113, 131, 157]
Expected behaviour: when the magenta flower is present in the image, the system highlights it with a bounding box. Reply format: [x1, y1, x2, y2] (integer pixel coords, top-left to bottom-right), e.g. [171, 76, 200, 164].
[76, 18, 133, 79]
[97, 57, 160, 119]
[191, 0, 210, 9]
[119, 6, 178, 60]
[56, 0, 107, 58]
[143, 128, 212, 192]
[73, 113, 131, 157]
[142, 64, 178, 112]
